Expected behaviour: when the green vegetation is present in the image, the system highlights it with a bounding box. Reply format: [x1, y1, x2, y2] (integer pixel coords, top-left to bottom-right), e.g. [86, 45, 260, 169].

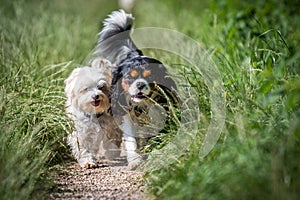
[0, 0, 114, 199]
[135, 0, 300, 199]
[0, 0, 299, 199]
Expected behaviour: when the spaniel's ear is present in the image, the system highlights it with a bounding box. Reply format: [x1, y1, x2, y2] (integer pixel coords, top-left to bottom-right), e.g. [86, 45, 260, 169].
[158, 63, 178, 91]
[110, 65, 128, 116]
[111, 64, 124, 86]
[111, 64, 123, 100]
[148, 61, 180, 106]
[147, 61, 177, 91]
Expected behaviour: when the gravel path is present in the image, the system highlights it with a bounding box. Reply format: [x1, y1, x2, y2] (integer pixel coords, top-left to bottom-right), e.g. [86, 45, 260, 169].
[47, 157, 147, 200]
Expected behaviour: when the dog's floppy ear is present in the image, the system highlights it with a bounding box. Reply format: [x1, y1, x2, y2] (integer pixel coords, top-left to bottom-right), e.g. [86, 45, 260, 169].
[64, 68, 81, 99]
[111, 64, 123, 86]
[145, 58, 177, 91]
[146, 59, 180, 106]
[111, 65, 128, 116]
[158, 63, 178, 91]
[157, 63, 181, 106]
[91, 58, 114, 84]
[64, 68, 82, 113]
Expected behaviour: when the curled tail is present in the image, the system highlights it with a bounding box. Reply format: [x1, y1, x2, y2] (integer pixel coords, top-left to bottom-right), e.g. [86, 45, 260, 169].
[94, 9, 141, 64]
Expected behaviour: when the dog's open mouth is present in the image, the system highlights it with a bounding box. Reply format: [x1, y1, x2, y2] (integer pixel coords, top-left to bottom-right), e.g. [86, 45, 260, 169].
[91, 100, 101, 107]
[131, 92, 146, 99]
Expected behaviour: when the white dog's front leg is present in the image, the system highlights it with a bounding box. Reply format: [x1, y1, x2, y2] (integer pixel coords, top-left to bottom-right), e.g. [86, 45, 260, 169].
[67, 131, 96, 168]
[121, 114, 142, 170]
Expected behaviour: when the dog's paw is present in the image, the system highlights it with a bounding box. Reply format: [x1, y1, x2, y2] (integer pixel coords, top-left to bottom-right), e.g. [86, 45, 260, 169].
[79, 155, 97, 169]
[126, 151, 142, 170]
[83, 163, 98, 169]
[127, 157, 142, 170]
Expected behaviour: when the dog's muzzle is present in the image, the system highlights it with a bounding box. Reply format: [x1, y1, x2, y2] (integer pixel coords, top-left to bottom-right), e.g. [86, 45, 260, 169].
[91, 94, 103, 107]
[129, 79, 151, 102]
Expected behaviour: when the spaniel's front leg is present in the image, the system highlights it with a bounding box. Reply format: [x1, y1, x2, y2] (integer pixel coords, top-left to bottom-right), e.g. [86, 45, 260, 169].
[121, 114, 142, 170]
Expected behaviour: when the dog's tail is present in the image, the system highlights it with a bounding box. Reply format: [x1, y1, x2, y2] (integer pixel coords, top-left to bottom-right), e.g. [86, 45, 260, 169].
[94, 9, 141, 64]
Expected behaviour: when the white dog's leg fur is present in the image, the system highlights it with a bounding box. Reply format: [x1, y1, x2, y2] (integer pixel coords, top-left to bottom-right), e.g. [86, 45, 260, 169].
[121, 114, 142, 170]
[67, 130, 97, 168]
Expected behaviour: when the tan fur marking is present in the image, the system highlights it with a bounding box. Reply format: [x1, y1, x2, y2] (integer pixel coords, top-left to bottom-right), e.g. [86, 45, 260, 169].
[121, 78, 129, 91]
[130, 70, 138, 78]
[142, 69, 151, 78]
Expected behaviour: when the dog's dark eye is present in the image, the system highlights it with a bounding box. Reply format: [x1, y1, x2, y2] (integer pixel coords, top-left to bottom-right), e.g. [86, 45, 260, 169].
[97, 85, 104, 90]
[80, 88, 89, 93]
[97, 80, 107, 90]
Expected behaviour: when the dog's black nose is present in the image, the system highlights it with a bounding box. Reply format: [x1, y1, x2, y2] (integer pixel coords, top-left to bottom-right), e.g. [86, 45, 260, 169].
[92, 94, 99, 100]
[136, 82, 146, 90]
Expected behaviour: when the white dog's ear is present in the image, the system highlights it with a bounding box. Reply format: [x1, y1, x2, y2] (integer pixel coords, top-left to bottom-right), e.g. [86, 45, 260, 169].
[91, 58, 112, 70]
[64, 68, 81, 98]
[91, 58, 114, 84]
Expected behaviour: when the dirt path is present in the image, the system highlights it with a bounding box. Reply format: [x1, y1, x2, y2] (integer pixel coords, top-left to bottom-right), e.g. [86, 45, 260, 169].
[48, 157, 147, 200]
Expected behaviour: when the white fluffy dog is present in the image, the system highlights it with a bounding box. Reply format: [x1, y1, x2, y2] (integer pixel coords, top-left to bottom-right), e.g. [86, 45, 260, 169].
[65, 58, 123, 168]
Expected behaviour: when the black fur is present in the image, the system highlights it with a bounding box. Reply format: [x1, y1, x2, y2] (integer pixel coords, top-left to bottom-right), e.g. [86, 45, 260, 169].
[110, 56, 179, 116]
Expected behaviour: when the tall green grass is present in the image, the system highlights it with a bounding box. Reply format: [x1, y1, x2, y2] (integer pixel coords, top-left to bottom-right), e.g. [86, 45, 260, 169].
[134, 0, 300, 199]
[0, 0, 117, 199]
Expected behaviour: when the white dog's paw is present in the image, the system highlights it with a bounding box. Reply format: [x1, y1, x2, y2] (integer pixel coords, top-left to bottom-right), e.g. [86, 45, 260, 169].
[78, 154, 97, 169]
[128, 159, 141, 170]
[127, 153, 142, 170]
[83, 162, 98, 169]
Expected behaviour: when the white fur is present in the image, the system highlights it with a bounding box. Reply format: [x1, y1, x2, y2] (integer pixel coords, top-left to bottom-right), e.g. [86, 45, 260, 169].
[128, 78, 151, 103]
[120, 114, 142, 169]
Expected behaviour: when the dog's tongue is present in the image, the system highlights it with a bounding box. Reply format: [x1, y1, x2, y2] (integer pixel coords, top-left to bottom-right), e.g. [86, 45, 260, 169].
[91, 100, 100, 107]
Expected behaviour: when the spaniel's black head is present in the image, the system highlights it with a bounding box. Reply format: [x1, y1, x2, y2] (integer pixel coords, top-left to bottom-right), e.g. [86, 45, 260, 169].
[111, 56, 178, 115]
